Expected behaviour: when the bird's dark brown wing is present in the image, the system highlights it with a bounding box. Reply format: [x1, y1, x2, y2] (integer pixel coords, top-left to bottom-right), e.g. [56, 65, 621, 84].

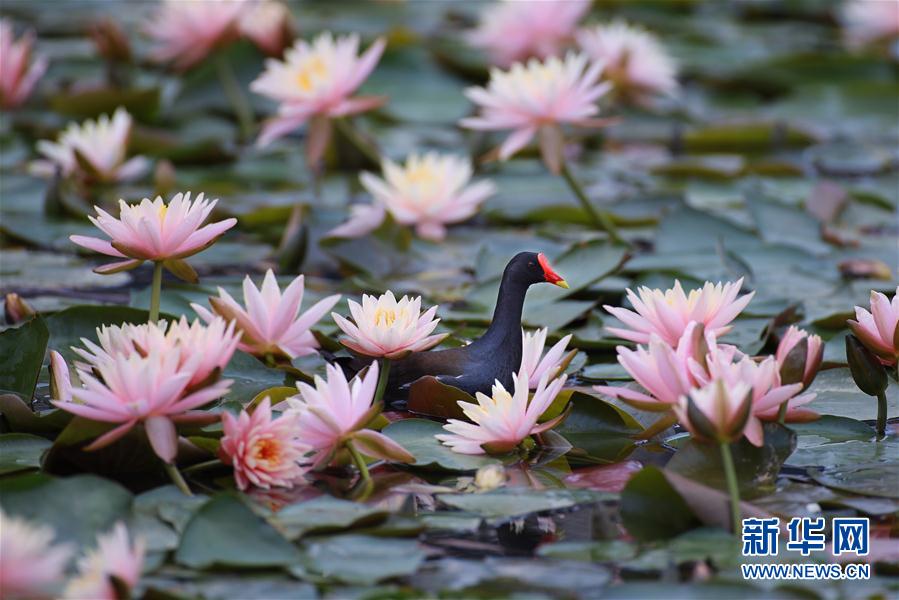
[388, 345, 472, 389]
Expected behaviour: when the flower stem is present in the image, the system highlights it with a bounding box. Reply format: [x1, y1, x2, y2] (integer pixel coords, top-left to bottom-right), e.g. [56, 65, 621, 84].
[215, 54, 254, 142]
[559, 161, 625, 245]
[333, 117, 381, 166]
[149, 261, 163, 324]
[876, 390, 887, 439]
[719, 441, 741, 535]
[346, 440, 373, 501]
[374, 358, 391, 406]
[776, 401, 788, 425]
[163, 460, 193, 496]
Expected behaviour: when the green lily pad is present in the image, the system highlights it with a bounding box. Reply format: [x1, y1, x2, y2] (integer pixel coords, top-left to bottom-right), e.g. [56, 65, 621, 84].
[667, 423, 796, 497]
[0, 433, 52, 474]
[436, 488, 605, 520]
[0, 472, 132, 547]
[381, 418, 500, 472]
[269, 495, 391, 540]
[0, 317, 49, 398]
[176, 494, 301, 569]
[297, 534, 425, 585]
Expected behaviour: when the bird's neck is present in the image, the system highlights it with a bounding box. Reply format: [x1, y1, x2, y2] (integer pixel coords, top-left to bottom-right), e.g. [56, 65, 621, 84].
[478, 276, 528, 348]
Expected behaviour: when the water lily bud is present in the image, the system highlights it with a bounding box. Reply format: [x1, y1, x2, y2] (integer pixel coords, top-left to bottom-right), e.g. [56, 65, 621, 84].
[846, 334, 888, 397]
[474, 464, 506, 491]
[776, 326, 823, 388]
[48, 351, 73, 403]
[847, 288, 899, 367]
[4, 293, 35, 324]
[674, 379, 763, 447]
[89, 18, 132, 63]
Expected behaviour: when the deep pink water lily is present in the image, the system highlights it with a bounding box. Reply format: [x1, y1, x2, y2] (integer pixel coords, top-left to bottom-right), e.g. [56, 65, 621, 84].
[219, 397, 309, 490]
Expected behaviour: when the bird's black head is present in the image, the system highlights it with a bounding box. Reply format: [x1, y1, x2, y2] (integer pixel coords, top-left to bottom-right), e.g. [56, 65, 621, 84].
[504, 252, 569, 288]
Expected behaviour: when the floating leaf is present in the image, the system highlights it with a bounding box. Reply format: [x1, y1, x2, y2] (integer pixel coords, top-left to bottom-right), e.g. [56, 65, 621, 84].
[381, 418, 500, 471]
[270, 495, 391, 540]
[176, 494, 301, 569]
[0, 433, 52, 474]
[0, 317, 49, 397]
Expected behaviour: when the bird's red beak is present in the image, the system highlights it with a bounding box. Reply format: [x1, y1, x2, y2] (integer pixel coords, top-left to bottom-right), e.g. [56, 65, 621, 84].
[538, 253, 569, 288]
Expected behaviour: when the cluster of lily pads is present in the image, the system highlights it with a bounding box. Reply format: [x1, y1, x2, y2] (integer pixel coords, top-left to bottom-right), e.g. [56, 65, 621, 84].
[1, 0, 898, 598]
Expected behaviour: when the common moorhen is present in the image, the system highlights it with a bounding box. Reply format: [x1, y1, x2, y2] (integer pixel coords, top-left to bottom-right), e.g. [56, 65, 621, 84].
[384, 251, 569, 403]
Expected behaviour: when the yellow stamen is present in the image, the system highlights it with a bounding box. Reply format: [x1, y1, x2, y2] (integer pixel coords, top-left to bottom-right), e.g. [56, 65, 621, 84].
[296, 56, 328, 92]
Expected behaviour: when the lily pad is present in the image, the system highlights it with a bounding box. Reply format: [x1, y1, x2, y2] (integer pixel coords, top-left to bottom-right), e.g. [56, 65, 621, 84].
[0, 317, 49, 397]
[270, 495, 391, 540]
[176, 494, 301, 569]
[0, 433, 52, 474]
[297, 534, 425, 585]
[381, 418, 500, 471]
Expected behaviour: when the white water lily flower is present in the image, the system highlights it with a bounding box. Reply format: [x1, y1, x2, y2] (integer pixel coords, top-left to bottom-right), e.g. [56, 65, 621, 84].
[352, 152, 495, 241]
[437, 370, 568, 455]
[251, 31, 386, 146]
[576, 21, 678, 101]
[332, 291, 447, 359]
[460, 52, 611, 162]
[32, 108, 149, 182]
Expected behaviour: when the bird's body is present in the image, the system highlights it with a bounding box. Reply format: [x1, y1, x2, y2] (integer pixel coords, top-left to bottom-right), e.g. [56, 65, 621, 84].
[380, 251, 568, 404]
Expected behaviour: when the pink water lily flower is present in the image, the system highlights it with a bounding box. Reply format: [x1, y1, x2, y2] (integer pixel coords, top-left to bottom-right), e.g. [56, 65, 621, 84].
[63, 523, 145, 600]
[325, 202, 387, 239]
[675, 378, 763, 447]
[332, 290, 447, 359]
[848, 287, 899, 366]
[32, 108, 149, 183]
[0, 509, 73, 599]
[437, 370, 568, 455]
[460, 52, 611, 163]
[604, 278, 755, 346]
[193, 270, 341, 361]
[842, 0, 899, 48]
[70, 191, 237, 275]
[251, 32, 386, 146]
[53, 350, 231, 463]
[72, 317, 240, 387]
[354, 152, 496, 241]
[776, 325, 824, 388]
[576, 21, 678, 102]
[468, 0, 590, 67]
[284, 362, 414, 467]
[219, 397, 309, 490]
[145, 0, 245, 70]
[0, 19, 48, 109]
[49, 350, 74, 403]
[594, 321, 713, 410]
[239, 0, 294, 56]
[520, 327, 573, 388]
[694, 346, 818, 423]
